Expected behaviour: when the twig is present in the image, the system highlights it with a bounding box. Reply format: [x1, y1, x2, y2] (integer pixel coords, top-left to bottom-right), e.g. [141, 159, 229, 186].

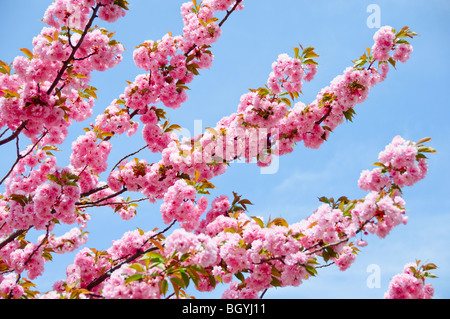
[0, 120, 29, 147]
[0, 227, 32, 251]
[259, 288, 268, 299]
[0, 128, 10, 139]
[46, 4, 103, 96]
[80, 184, 110, 198]
[76, 187, 128, 206]
[315, 105, 332, 126]
[0, 131, 48, 186]
[219, 0, 243, 27]
[77, 197, 148, 209]
[184, 0, 243, 57]
[86, 220, 176, 292]
[110, 144, 148, 173]
[23, 225, 50, 267]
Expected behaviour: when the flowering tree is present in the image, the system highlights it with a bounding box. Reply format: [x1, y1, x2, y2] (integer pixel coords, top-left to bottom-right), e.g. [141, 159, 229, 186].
[0, 0, 437, 299]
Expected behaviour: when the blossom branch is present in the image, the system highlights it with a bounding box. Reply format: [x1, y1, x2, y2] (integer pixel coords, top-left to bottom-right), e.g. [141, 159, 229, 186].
[46, 3, 103, 95]
[0, 120, 29, 147]
[0, 130, 48, 186]
[86, 220, 176, 292]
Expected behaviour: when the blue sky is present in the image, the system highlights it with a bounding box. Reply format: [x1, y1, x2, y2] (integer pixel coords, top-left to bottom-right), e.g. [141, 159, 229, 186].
[1, 0, 449, 299]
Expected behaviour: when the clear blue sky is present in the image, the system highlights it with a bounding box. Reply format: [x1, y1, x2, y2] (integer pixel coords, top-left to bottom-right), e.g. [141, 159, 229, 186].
[1, 0, 449, 299]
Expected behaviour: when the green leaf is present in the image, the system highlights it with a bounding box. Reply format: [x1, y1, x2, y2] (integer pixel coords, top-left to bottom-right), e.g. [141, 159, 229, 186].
[113, 0, 130, 10]
[129, 263, 145, 273]
[343, 108, 356, 122]
[20, 48, 34, 59]
[422, 263, 438, 271]
[280, 97, 292, 107]
[46, 174, 60, 183]
[125, 274, 144, 284]
[318, 196, 330, 204]
[140, 251, 164, 263]
[0, 60, 11, 75]
[322, 249, 330, 262]
[208, 274, 216, 288]
[304, 265, 318, 276]
[417, 146, 437, 154]
[270, 276, 282, 287]
[42, 252, 53, 261]
[416, 137, 432, 145]
[267, 217, 289, 228]
[388, 57, 397, 69]
[235, 271, 246, 283]
[159, 279, 169, 295]
[293, 47, 300, 59]
[186, 268, 200, 287]
[251, 216, 264, 228]
[170, 276, 186, 289]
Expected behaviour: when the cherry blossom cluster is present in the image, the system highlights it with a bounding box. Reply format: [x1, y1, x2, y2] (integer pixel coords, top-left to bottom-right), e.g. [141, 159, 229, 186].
[0, 0, 129, 297]
[45, 228, 159, 298]
[43, 0, 128, 29]
[372, 26, 415, 64]
[125, 0, 244, 113]
[1, 1, 126, 144]
[358, 136, 428, 191]
[384, 261, 437, 299]
[160, 180, 209, 232]
[70, 131, 112, 175]
[267, 53, 305, 94]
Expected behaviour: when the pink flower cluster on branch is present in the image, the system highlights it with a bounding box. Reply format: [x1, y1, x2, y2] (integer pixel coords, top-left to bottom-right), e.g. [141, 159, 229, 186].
[384, 260, 437, 299]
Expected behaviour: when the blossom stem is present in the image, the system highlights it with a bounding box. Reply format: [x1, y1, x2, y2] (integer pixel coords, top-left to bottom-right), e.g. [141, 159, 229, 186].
[46, 4, 103, 96]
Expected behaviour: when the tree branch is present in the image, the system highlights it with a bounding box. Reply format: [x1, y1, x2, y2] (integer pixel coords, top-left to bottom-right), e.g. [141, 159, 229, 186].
[79, 184, 110, 199]
[0, 227, 32, 251]
[0, 120, 29, 147]
[46, 4, 103, 96]
[184, 0, 243, 57]
[110, 144, 148, 173]
[0, 130, 48, 186]
[219, 0, 243, 27]
[86, 220, 176, 292]
[76, 187, 128, 206]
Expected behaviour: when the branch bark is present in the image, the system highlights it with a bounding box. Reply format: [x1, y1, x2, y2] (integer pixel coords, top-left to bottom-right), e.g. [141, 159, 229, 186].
[46, 4, 103, 96]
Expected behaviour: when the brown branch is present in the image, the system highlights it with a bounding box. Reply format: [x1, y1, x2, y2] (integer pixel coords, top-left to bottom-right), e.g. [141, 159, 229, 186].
[80, 184, 110, 198]
[86, 220, 176, 292]
[0, 130, 48, 186]
[0, 227, 32, 251]
[86, 246, 159, 292]
[46, 4, 103, 96]
[305, 219, 371, 255]
[23, 225, 50, 267]
[110, 144, 148, 173]
[76, 187, 128, 206]
[0, 120, 29, 147]
[219, 0, 243, 27]
[315, 105, 332, 126]
[184, 0, 243, 57]
[77, 197, 148, 209]
[0, 128, 10, 139]
[259, 289, 268, 299]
